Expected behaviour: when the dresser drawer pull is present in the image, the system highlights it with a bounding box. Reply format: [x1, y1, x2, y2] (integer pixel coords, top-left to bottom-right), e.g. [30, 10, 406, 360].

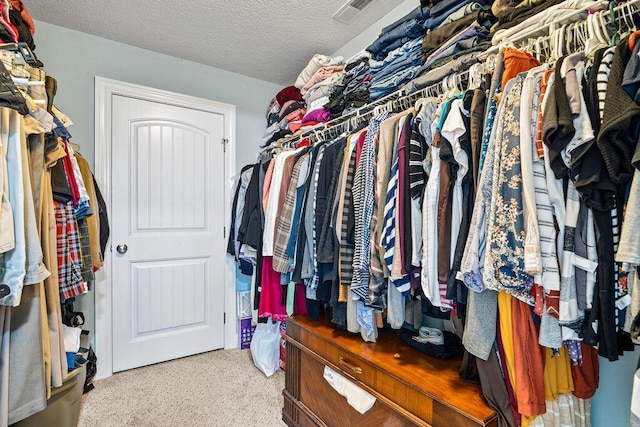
[339, 357, 363, 374]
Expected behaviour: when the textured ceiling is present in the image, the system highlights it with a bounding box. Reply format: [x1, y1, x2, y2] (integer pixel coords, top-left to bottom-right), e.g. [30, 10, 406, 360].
[27, 0, 404, 85]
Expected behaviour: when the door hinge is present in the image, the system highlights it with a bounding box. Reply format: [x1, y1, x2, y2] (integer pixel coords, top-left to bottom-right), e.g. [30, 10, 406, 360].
[221, 138, 228, 153]
[223, 312, 226, 324]
[223, 226, 226, 238]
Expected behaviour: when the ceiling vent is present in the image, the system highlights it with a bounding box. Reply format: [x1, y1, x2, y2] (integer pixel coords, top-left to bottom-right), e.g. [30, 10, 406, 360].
[332, 0, 375, 24]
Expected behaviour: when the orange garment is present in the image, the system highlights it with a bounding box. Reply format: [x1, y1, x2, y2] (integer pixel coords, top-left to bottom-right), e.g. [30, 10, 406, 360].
[571, 343, 600, 399]
[501, 48, 541, 91]
[511, 296, 546, 417]
[9, 0, 35, 35]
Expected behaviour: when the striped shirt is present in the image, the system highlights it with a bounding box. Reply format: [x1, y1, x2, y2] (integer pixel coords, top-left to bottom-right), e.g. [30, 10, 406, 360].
[534, 70, 561, 305]
[381, 145, 410, 295]
[351, 112, 390, 302]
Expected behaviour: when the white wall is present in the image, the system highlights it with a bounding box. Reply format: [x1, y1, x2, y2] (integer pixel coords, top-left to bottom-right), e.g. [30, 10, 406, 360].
[34, 21, 281, 172]
[332, 0, 417, 60]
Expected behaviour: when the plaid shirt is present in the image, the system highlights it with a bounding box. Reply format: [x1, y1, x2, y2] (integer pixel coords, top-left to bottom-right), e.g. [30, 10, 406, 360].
[55, 201, 87, 300]
[272, 152, 306, 273]
[77, 217, 95, 283]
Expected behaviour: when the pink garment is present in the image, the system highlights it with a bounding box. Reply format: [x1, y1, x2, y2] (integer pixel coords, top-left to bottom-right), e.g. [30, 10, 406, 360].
[300, 65, 346, 95]
[258, 257, 307, 321]
[286, 120, 302, 131]
[301, 108, 330, 124]
[0, 1, 16, 42]
[262, 160, 275, 215]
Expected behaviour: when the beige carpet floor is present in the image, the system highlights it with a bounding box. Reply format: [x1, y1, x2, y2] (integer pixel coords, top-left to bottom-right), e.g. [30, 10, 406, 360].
[79, 349, 286, 426]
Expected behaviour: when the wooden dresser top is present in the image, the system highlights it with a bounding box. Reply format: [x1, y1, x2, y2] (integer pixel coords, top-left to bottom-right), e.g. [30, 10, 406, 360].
[287, 315, 496, 425]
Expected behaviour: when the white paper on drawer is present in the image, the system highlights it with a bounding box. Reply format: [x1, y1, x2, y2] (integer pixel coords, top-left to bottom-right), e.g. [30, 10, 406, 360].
[323, 365, 376, 414]
[632, 369, 640, 418]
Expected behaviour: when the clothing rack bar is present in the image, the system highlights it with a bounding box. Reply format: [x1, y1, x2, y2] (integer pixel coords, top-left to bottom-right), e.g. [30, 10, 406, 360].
[273, 86, 407, 148]
[263, 69, 471, 151]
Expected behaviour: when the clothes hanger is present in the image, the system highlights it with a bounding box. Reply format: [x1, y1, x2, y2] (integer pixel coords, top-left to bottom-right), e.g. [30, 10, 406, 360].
[313, 129, 322, 145]
[583, 14, 605, 58]
[414, 97, 427, 114]
[549, 27, 559, 61]
[351, 114, 359, 131]
[595, 10, 612, 45]
[618, 2, 634, 38]
[404, 96, 411, 110]
[385, 99, 394, 114]
[441, 74, 460, 100]
[574, 22, 585, 52]
[566, 23, 577, 53]
[524, 37, 539, 62]
[626, 3, 640, 51]
[628, 0, 639, 32]
[624, 1, 639, 40]
[441, 75, 453, 97]
[608, 2, 622, 46]
[560, 24, 568, 57]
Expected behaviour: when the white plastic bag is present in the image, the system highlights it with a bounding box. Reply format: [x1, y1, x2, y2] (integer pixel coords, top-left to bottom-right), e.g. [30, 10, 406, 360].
[250, 318, 281, 377]
[61, 324, 83, 353]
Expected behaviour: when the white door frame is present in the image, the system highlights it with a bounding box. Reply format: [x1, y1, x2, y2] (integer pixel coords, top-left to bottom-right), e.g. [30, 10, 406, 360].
[94, 77, 237, 379]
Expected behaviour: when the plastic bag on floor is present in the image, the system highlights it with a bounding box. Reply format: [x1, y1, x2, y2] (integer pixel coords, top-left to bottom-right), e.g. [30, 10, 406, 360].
[250, 318, 281, 377]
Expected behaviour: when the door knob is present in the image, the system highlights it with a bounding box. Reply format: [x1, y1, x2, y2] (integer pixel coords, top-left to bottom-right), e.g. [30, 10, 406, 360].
[116, 244, 128, 254]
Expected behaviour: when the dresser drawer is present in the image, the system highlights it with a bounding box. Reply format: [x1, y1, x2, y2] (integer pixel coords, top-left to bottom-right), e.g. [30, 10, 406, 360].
[285, 316, 497, 427]
[295, 328, 437, 422]
[298, 349, 419, 427]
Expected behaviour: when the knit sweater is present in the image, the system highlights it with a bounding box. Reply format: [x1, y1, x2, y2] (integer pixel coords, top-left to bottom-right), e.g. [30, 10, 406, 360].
[542, 56, 575, 179]
[598, 40, 640, 186]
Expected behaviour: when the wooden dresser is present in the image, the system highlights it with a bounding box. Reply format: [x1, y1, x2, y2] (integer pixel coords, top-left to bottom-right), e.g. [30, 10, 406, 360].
[283, 316, 497, 427]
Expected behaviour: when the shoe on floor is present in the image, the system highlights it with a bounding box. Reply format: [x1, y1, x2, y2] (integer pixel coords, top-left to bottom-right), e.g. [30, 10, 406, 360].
[414, 326, 444, 345]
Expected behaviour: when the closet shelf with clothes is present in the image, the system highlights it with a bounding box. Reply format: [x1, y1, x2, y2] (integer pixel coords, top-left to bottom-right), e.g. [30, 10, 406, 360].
[261, 0, 497, 148]
[229, 0, 640, 426]
[261, 67, 473, 151]
[0, 2, 110, 425]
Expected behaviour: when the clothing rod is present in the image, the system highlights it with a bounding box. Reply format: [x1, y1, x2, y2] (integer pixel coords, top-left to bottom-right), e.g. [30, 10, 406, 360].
[12, 77, 44, 86]
[289, 86, 407, 142]
[266, 69, 470, 150]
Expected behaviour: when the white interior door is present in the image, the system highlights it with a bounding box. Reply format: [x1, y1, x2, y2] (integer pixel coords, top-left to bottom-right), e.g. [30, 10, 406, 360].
[111, 95, 226, 372]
